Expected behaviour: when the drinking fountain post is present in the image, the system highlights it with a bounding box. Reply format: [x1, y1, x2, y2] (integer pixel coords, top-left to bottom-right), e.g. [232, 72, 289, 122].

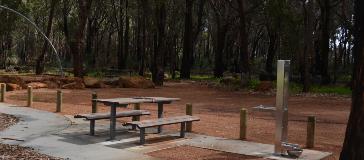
[275, 60, 290, 155]
[253, 60, 302, 157]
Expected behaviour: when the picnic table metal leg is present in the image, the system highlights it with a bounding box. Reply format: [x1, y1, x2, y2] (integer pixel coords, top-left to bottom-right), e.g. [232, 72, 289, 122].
[180, 122, 186, 138]
[157, 103, 164, 133]
[109, 103, 117, 140]
[90, 120, 95, 136]
[140, 128, 146, 145]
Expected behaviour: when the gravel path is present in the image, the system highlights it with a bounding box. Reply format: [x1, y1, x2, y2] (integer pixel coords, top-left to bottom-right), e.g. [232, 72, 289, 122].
[0, 113, 62, 160]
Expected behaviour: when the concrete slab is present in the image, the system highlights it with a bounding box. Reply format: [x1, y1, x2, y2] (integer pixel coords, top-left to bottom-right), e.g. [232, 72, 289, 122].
[0, 104, 70, 144]
[0, 104, 157, 160]
[180, 134, 332, 160]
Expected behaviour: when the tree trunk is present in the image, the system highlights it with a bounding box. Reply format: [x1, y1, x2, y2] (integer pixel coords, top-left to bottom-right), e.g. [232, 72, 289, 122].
[214, 23, 228, 78]
[117, 0, 124, 70]
[302, 0, 314, 92]
[265, 29, 277, 80]
[124, 0, 130, 70]
[68, 0, 93, 77]
[181, 0, 193, 79]
[35, 0, 57, 75]
[152, 1, 166, 86]
[139, 0, 149, 76]
[319, 0, 331, 84]
[237, 0, 250, 77]
[340, 0, 364, 159]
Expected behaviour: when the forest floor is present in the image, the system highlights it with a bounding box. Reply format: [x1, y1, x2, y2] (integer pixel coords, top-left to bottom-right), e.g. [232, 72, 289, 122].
[0, 113, 62, 160]
[4, 81, 347, 160]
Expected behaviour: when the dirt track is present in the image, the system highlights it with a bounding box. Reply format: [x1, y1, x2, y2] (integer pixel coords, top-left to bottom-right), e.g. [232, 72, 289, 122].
[5, 81, 349, 159]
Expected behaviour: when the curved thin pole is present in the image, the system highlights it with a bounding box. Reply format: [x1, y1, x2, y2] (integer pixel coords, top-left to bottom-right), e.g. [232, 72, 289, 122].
[0, 5, 64, 77]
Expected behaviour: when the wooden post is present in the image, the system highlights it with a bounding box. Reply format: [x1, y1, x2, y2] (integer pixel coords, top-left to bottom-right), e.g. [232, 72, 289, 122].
[307, 116, 316, 148]
[133, 103, 141, 121]
[0, 83, 5, 102]
[132, 103, 141, 130]
[27, 86, 33, 107]
[240, 108, 247, 140]
[186, 103, 193, 132]
[92, 92, 97, 113]
[56, 90, 62, 112]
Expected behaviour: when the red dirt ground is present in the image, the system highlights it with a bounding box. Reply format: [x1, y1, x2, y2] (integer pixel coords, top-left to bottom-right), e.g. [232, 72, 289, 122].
[4, 81, 349, 159]
[148, 145, 265, 160]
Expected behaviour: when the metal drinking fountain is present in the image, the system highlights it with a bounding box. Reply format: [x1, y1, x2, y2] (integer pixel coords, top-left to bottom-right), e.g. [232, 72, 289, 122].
[253, 60, 303, 158]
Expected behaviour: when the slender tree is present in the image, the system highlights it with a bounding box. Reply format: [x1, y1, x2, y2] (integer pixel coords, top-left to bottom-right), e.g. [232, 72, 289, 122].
[181, 0, 193, 79]
[66, 0, 93, 77]
[302, 0, 314, 92]
[152, 0, 167, 86]
[237, 0, 250, 77]
[35, 0, 57, 75]
[319, 0, 331, 84]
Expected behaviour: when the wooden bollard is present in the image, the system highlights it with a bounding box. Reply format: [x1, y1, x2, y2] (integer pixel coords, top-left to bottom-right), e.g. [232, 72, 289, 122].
[186, 103, 193, 132]
[0, 83, 6, 102]
[27, 86, 33, 107]
[56, 90, 62, 112]
[132, 103, 141, 130]
[307, 116, 316, 148]
[92, 92, 98, 113]
[132, 103, 141, 121]
[240, 108, 247, 140]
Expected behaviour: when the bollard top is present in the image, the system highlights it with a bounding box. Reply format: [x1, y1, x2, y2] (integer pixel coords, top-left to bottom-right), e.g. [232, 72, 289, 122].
[308, 115, 316, 121]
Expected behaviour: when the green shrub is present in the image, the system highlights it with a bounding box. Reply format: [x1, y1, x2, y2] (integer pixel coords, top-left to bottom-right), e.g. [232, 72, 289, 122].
[247, 79, 260, 90]
[310, 85, 351, 95]
[87, 70, 105, 78]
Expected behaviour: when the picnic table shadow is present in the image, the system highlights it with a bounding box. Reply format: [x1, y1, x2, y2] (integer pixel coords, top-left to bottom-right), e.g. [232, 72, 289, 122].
[56, 126, 181, 150]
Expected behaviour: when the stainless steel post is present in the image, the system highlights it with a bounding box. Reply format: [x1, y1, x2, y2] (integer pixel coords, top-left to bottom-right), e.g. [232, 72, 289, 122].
[275, 60, 290, 155]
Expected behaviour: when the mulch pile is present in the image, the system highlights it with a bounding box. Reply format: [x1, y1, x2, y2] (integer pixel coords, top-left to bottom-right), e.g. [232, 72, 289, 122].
[0, 144, 62, 160]
[0, 113, 18, 131]
[0, 113, 62, 160]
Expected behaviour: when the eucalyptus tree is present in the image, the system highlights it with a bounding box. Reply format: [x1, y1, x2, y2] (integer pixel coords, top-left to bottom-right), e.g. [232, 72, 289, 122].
[340, 0, 364, 158]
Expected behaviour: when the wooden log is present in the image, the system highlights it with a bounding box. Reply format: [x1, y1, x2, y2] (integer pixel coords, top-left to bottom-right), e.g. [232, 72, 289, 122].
[92, 92, 97, 113]
[240, 108, 247, 140]
[27, 86, 33, 107]
[56, 90, 62, 112]
[306, 115, 316, 148]
[186, 103, 193, 132]
[0, 83, 6, 102]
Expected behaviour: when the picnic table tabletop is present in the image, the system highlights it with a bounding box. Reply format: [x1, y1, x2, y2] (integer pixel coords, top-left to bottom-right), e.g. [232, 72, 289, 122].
[94, 97, 180, 106]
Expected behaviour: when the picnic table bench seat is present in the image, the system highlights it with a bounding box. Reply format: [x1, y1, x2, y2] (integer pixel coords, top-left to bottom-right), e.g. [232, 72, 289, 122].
[125, 115, 200, 144]
[74, 110, 150, 135]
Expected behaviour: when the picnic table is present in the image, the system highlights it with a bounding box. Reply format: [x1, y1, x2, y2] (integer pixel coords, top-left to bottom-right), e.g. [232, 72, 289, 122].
[94, 97, 180, 140]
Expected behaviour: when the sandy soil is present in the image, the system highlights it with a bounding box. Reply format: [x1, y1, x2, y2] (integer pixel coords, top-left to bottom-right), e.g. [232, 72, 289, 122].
[4, 81, 349, 159]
